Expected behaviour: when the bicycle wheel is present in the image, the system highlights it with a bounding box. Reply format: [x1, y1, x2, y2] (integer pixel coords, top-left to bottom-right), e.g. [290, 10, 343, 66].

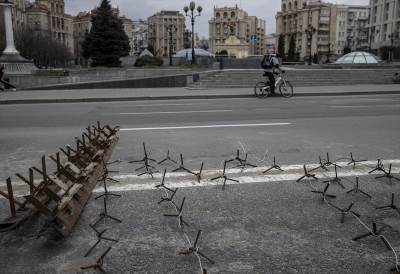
[279, 80, 294, 98]
[254, 82, 270, 98]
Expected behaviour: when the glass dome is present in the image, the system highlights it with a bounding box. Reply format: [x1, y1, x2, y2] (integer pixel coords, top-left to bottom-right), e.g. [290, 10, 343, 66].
[174, 48, 214, 60]
[335, 51, 381, 64]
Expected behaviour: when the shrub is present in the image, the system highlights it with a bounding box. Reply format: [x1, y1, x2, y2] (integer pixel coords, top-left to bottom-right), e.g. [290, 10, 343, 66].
[134, 55, 163, 67]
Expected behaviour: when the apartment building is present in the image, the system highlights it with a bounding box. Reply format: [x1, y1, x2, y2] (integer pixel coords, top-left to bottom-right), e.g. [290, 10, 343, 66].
[133, 20, 148, 55]
[25, 0, 74, 54]
[276, 0, 370, 61]
[147, 10, 185, 57]
[369, 0, 400, 58]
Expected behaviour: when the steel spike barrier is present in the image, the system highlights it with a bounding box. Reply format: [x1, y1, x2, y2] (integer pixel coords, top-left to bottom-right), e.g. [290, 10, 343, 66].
[172, 154, 196, 176]
[346, 177, 372, 198]
[322, 164, 345, 189]
[84, 227, 118, 257]
[227, 149, 257, 169]
[211, 160, 239, 190]
[92, 196, 122, 227]
[347, 152, 367, 168]
[163, 197, 189, 228]
[80, 246, 112, 274]
[95, 160, 121, 200]
[158, 150, 177, 165]
[352, 222, 392, 250]
[178, 230, 215, 266]
[262, 156, 284, 174]
[310, 156, 329, 172]
[375, 164, 400, 181]
[368, 159, 385, 174]
[296, 165, 318, 182]
[311, 184, 336, 203]
[375, 193, 400, 215]
[329, 202, 361, 223]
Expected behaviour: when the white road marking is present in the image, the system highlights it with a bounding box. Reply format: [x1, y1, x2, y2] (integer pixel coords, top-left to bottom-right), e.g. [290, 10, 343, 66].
[119, 110, 232, 115]
[120, 122, 291, 131]
[325, 104, 400, 109]
[130, 103, 208, 107]
[2, 159, 399, 196]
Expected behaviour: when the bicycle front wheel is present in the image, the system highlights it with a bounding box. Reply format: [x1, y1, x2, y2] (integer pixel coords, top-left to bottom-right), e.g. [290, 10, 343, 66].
[254, 82, 269, 98]
[279, 81, 294, 98]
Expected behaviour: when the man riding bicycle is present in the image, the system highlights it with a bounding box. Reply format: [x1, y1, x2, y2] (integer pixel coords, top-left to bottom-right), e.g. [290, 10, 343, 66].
[261, 54, 281, 95]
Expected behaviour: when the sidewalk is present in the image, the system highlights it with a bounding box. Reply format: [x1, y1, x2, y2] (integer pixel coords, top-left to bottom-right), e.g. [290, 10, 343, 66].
[0, 84, 399, 104]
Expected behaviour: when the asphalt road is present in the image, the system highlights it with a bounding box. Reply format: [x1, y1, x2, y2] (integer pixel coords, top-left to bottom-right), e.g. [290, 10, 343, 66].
[0, 94, 400, 273]
[0, 94, 399, 176]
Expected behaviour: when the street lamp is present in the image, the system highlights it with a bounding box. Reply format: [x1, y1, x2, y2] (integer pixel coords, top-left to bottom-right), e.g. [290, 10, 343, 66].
[166, 25, 177, 66]
[305, 24, 316, 65]
[183, 1, 202, 65]
[388, 32, 399, 63]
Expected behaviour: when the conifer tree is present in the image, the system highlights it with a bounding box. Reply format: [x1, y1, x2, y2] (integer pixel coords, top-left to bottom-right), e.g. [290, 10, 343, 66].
[82, 0, 130, 67]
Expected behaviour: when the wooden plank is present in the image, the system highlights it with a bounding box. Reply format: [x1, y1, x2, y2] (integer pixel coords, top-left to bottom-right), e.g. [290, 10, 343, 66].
[6, 178, 16, 217]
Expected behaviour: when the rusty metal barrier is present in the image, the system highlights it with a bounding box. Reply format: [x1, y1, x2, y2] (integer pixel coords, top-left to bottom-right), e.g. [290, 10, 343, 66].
[0, 122, 119, 237]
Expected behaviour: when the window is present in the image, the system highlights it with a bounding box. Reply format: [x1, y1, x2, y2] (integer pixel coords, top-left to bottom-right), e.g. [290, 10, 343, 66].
[385, 3, 390, 20]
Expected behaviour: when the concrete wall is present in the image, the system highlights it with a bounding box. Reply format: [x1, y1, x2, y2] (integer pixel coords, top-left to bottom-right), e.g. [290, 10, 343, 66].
[27, 74, 194, 90]
[6, 68, 194, 89]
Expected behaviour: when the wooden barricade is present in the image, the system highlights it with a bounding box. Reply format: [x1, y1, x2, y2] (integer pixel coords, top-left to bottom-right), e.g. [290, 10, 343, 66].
[0, 122, 119, 237]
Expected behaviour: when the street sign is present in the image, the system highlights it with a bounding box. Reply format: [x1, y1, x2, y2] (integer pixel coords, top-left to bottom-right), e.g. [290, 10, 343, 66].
[250, 35, 257, 41]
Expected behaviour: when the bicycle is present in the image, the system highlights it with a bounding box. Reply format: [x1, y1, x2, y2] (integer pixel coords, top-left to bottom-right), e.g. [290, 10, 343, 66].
[254, 69, 294, 98]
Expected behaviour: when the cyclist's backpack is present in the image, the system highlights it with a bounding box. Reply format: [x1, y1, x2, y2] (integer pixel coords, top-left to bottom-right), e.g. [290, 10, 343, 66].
[261, 55, 274, 69]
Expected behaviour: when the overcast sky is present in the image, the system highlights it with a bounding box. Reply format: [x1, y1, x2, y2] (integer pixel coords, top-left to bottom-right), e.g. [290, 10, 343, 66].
[65, 0, 370, 38]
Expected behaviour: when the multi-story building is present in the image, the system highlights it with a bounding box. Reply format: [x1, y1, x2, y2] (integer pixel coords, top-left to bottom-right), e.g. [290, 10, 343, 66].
[25, 0, 74, 55]
[147, 10, 185, 57]
[120, 16, 134, 55]
[209, 5, 266, 56]
[73, 11, 91, 65]
[369, 0, 400, 59]
[133, 20, 148, 55]
[266, 33, 277, 54]
[276, 0, 370, 62]
[347, 6, 369, 52]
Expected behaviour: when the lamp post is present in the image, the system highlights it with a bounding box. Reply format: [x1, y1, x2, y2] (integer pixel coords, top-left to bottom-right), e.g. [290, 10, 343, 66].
[166, 25, 177, 66]
[183, 1, 202, 65]
[305, 24, 316, 65]
[388, 32, 399, 63]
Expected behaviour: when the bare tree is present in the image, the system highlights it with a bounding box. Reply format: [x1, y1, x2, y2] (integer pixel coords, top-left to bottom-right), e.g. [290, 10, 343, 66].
[1, 27, 72, 68]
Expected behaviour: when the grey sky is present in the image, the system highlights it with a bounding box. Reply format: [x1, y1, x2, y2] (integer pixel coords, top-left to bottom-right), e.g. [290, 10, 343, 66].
[65, 0, 370, 38]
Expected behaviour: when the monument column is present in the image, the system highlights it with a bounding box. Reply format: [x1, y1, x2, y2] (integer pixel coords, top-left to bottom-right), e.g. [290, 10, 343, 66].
[0, 0, 36, 74]
[2, 1, 18, 55]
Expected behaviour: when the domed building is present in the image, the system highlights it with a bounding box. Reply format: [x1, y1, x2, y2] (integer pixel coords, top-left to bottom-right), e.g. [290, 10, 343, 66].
[335, 52, 382, 64]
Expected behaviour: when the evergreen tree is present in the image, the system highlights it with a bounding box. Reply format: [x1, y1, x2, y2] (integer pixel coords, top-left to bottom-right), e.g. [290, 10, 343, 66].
[82, 0, 130, 67]
[278, 34, 285, 59]
[287, 35, 296, 61]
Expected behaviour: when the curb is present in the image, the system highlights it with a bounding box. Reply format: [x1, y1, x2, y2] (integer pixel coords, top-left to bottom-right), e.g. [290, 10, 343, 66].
[0, 90, 399, 105]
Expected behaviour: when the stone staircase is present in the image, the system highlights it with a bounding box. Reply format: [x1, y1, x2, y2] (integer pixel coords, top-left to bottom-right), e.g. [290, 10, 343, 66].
[189, 68, 399, 88]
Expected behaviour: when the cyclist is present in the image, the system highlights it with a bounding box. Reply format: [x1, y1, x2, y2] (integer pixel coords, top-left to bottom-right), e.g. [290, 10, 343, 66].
[261, 54, 281, 95]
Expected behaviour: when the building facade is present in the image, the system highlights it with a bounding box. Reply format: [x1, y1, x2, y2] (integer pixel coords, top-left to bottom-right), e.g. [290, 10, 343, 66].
[147, 10, 185, 57]
[25, 0, 74, 54]
[133, 20, 148, 55]
[276, 0, 370, 62]
[120, 16, 134, 55]
[209, 5, 266, 57]
[369, 0, 400, 59]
